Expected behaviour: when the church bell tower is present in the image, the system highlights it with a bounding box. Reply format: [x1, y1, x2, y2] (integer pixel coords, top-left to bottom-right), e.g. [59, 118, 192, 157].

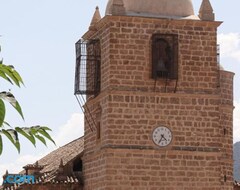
[74, 0, 234, 189]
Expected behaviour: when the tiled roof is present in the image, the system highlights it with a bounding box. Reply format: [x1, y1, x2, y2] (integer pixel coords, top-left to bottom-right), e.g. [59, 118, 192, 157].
[1, 137, 84, 190]
[34, 172, 80, 184]
[37, 136, 84, 173]
[1, 172, 82, 190]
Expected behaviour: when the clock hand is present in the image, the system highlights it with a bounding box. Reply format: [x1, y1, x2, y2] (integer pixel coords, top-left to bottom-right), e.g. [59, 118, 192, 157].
[162, 136, 167, 141]
[158, 134, 165, 144]
[158, 136, 163, 144]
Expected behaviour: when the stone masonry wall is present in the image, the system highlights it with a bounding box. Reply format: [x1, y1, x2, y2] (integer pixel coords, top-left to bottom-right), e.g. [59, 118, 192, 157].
[105, 16, 220, 94]
[220, 70, 235, 189]
[103, 149, 222, 190]
[82, 16, 233, 190]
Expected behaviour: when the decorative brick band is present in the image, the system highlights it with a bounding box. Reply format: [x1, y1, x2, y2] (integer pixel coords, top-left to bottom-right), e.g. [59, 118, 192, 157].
[101, 144, 221, 152]
[172, 146, 220, 152]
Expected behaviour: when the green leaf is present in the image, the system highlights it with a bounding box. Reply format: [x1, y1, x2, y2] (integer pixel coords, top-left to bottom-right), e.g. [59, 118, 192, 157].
[0, 71, 13, 85]
[34, 134, 46, 146]
[14, 101, 24, 120]
[39, 126, 52, 131]
[15, 141, 20, 153]
[0, 134, 3, 155]
[29, 126, 55, 146]
[0, 99, 6, 127]
[2, 129, 20, 153]
[37, 128, 56, 145]
[0, 92, 24, 120]
[0, 64, 20, 87]
[11, 69, 24, 86]
[0, 61, 24, 86]
[3, 121, 11, 127]
[29, 127, 37, 135]
[15, 127, 36, 147]
[0, 91, 15, 102]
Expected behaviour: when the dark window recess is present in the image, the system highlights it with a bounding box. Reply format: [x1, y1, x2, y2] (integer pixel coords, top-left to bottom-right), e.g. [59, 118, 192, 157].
[152, 34, 178, 80]
[97, 122, 101, 140]
[224, 128, 227, 135]
[73, 158, 83, 172]
[224, 175, 227, 182]
[74, 39, 101, 97]
[217, 44, 220, 64]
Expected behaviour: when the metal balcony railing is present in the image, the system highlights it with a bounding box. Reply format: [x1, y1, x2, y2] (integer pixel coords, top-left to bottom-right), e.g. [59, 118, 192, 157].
[74, 39, 101, 96]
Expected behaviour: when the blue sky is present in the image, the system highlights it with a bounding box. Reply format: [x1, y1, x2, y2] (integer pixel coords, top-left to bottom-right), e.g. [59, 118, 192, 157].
[0, 0, 239, 180]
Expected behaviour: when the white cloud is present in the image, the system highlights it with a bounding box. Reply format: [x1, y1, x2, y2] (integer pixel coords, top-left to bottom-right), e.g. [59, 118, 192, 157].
[0, 113, 84, 184]
[218, 33, 240, 62]
[234, 100, 240, 143]
[53, 113, 84, 147]
[0, 154, 44, 184]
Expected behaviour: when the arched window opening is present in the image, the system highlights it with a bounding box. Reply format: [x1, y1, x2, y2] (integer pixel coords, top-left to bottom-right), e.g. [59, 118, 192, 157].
[152, 34, 178, 80]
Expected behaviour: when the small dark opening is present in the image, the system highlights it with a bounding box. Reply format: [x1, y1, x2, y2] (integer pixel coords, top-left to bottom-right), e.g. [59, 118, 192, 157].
[97, 122, 101, 140]
[224, 128, 227, 136]
[73, 158, 83, 172]
[224, 175, 227, 182]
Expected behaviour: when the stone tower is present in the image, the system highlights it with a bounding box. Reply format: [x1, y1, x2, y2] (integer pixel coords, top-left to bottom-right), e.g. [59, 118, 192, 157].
[75, 0, 234, 189]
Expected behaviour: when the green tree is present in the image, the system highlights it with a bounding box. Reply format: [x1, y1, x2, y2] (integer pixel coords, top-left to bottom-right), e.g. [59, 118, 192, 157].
[0, 45, 55, 155]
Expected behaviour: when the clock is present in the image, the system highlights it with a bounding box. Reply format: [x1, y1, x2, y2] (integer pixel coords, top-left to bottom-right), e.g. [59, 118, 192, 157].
[152, 126, 172, 147]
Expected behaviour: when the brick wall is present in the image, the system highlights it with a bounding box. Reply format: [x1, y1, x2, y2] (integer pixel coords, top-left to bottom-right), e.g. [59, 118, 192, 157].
[82, 16, 234, 190]
[234, 185, 240, 190]
[220, 70, 235, 188]
[99, 16, 220, 94]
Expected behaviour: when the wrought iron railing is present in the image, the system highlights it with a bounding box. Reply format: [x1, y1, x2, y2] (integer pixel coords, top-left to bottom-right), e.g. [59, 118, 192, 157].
[74, 39, 101, 132]
[74, 39, 101, 96]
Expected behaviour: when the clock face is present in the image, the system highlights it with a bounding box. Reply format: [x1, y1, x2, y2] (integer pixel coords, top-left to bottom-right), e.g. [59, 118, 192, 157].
[152, 126, 172, 147]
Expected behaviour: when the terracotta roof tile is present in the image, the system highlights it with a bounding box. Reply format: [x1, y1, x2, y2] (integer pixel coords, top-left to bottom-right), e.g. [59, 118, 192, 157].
[37, 136, 84, 173]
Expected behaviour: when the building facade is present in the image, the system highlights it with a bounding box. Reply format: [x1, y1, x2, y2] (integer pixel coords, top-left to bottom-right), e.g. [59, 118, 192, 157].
[74, 0, 234, 189]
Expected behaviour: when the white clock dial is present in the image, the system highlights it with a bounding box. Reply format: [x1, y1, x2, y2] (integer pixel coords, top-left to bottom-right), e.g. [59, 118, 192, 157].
[152, 126, 172, 147]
